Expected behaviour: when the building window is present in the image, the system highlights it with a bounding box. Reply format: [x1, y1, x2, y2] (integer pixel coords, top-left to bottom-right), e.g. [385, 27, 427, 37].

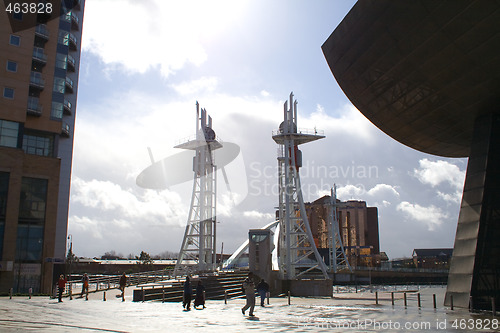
[3, 87, 14, 99]
[13, 12, 23, 21]
[58, 31, 69, 46]
[9, 35, 20, 46]
[0, 172, 9, 260]
[0, 119, 19, 148]
[22, 131, 54, 157]
[7, 60, 18, 72]
[51, 102, 63, 119]
[53, 77, 65, 94]
[15, 177, 47, 292]
[55, 53, 67, 69]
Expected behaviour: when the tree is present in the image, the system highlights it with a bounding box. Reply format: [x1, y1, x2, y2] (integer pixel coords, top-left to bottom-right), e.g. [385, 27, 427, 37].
[135, 251, 154, 267]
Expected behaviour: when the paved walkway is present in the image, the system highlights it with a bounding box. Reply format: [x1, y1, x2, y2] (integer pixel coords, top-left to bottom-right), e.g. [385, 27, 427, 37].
[0, 286, 494, 332]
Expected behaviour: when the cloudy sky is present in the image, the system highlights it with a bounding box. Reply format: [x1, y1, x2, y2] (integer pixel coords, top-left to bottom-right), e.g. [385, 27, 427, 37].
[68, 0, 467, 260]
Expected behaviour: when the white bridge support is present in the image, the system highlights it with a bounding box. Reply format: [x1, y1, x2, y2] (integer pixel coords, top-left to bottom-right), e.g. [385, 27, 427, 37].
[174, 103, 221, 275]
[272, 92, 329, 280]
[329, 185, 352, 273]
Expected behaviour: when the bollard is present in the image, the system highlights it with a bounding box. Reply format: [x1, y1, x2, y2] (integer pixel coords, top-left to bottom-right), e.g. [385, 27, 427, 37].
[450, 295, 454, 310]
[288, 291, 291, 305]
[418, 293, 421, 308]
[69, 285, 73, 300]
[224, 290, 227, 304]
[142, 289, 145, 303]
[375, 291, 378, 305]
[433, 294, 437, 309]
[29, 287, 32, 299]
[267, 291, 270, 305]
[492, 297, 496, 316]
[10, 287, 13, 299]
[162, 289, 165, 303]
[404, 293, 407, 307]
[103, 291, 106, 301]
[355, 285, 358, 293]
[391, 292, 394, 306]
[336, 286, 339, 293]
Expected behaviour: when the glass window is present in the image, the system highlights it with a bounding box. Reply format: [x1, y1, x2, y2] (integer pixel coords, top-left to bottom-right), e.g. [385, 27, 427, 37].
[53, 77, 65, 94]
[0, 119, 19, 148]
[9, 35, 20, 46]
[18, 177, 47, 223]
[51, 102, 63, 119]
[0, 172, 9, 259]
[58, 31, 69, 46]
[22, 131, 54, 157]
[7, 60, 17, 72]
[55, 53, 67, 69]
[3, 87, 14, 99]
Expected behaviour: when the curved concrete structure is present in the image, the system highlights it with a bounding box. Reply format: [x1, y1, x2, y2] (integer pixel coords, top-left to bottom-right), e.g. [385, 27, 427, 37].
[322, 0, 500, 158]
[322, 0, 500, 312]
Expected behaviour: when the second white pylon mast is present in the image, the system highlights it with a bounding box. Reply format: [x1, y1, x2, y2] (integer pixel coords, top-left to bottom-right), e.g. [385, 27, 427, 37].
[175, 102, 221, 275]
[272, 92, 329, 279]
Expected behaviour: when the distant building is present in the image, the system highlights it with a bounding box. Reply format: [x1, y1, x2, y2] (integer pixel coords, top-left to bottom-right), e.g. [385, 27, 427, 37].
[412, 248, 453, 270]
[305, 196, 380, 267]
[0, 1, 85, 293]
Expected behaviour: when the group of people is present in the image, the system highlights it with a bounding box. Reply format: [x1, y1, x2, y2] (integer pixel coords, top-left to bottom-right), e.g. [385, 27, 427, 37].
[182, 272, 270, 318]
[56, 272, 128, 302]
[182, 276, 206, 310]
[242, 272, 269, 317]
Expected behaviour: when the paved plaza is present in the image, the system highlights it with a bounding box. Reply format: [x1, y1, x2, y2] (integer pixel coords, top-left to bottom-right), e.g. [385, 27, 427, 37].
[1, 286, 497, 332]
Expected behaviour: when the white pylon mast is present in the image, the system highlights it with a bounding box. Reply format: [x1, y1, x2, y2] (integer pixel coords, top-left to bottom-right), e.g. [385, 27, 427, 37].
[272, 92, 329, 279]
[174, 102, 221, 275]
[329, 185, 352, 273]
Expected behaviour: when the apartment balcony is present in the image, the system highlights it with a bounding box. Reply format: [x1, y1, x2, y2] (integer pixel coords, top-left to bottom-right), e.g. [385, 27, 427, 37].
[61, 122, 70, 137]
[35, 24, 49, 41]
[67, 54, 76, 72]
[65, 76, 74, 93]
[32, 47, 47, 66]
[29, 72, 45, 90]
[68, 33, 77, 51]
[70, 12, 79, 30]
[27, 97, 42, 116]
[63, 99, 72, 115]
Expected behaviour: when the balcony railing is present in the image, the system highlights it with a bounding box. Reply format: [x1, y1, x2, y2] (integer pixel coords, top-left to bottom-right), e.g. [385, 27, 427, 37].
[35, 24, 49, 40]
[27, 97, 42, 116]
[68, 33, 77, 50]
[70, 12, 79, 30]
[63, 99, 72, 115]
[65, 76, 74, 93]
[61, 123, 70, 137]
[67, 54, 76, 71]
[32, 47, 48, 65]
[29, 72, 45, 90]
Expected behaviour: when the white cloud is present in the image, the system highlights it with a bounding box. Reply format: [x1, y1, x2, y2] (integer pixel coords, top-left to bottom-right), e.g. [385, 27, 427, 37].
[337, 183, 399, 202]
[82, 0, 249, 77]
[71, 177, 186, 227]
[397, 201, 448, 231]
[243, 210, 275, 220]
[171, 77, 218, 96]
[413, 159, 465, 203]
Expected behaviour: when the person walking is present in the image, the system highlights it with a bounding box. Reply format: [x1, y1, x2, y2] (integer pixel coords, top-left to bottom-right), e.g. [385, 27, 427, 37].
[119, 272, 127, 301]
[257, 279, 269, 307]
[183, 276, 193, 310]
[193, 280, 206, 309]
[81, 273, 89, 297]
[241, 272, 255, 317]
[57, 274, 67, 302]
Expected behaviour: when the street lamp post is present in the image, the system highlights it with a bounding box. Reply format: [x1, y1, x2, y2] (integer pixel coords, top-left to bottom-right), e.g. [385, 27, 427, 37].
[67, 234, 72, 300]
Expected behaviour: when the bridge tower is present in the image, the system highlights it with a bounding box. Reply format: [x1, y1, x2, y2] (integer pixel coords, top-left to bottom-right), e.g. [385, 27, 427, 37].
[272, 92, 329, 279]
